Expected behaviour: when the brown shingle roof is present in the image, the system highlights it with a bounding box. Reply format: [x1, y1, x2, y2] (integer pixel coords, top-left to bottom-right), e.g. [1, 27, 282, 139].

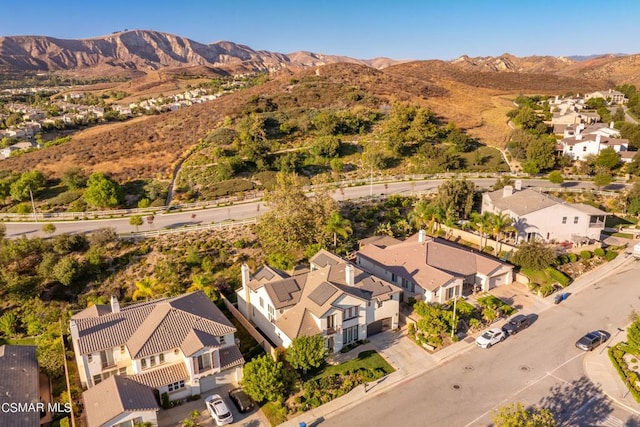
[219, 345, 245, 370]
[129, 362, 189, 388]
[181, 330, 220, 357]
[83, 376, 159, 427]
[72, 291, 236, 358]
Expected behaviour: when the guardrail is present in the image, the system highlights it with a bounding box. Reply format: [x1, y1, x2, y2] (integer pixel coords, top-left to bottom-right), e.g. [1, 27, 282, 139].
[122, 217, 258, 238]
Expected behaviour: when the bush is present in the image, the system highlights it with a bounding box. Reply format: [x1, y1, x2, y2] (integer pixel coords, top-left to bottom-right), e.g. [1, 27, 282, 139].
[161, 392, 170, 409]
[539, 283, 556, 297]
[407, 296, 416, 307]
[594, 247, 605, 257]
[580, 250, 592, 260]
[568, 253, 578, 263]
[605, 250, 619, 261]
[545, 267, 570, 287]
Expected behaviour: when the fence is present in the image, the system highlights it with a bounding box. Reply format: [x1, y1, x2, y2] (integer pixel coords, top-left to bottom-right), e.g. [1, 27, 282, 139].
[220, 294, 277, 359]
[122, 218, 258, 238]
[439, 224, 519, 255]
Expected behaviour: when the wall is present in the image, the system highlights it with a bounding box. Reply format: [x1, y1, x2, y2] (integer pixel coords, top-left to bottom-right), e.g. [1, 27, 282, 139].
[439, 225, 519, 255]
[522, 204, 594, 242]
[220, 294, 277, 359]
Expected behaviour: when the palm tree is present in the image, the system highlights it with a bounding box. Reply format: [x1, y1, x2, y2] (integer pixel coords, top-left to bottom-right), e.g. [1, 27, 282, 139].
[409, 200, 444, 234]
[132, 277, 160, 301]
[470, 212, 493, 251]
[324, 211, 352, 248]
[490, 213, 516, 256]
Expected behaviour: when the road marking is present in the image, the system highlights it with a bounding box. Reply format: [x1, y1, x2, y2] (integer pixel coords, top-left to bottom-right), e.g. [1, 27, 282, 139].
[463, 352, 584, 427]
[599, 414, 625, 427]
[547, 372, 571, 384]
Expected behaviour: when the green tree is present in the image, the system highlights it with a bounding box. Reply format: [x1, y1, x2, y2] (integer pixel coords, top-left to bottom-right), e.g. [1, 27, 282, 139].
[490, 213, 516, 255]
[132, 277, 161, 301]
[470, 212, 493, 250]
[435, 178, 475, 222]
[446, 127, 474, 153]
[52, 255, 80, 286]
[514, 106, 541, 130]
[83, 173, 124, 208]
[0, 223, 6, 240]
[492, 402, 556, 427]
[512, 241, 556, 270]
[628, 317, 640, 352]
[0, 312, 17, 337]
[548, 171, 564, 184]
[525, 137, 556, 172]
[593, 171, 613, 189]
[285, 335, 327, 371]
[408, 199, 444, 233]
[10, 170, 46, 201]
[242, 354, 285, 402]
[42, 223, 56, 235]
[61, 167, 87, 190]
[324, 211, 352, 248]
[594, 147, 620, 170]
[129, 215, 143, 232]
[310, 135, 341, 158]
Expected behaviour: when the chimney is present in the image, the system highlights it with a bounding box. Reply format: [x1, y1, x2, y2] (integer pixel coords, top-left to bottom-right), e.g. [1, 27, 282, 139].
[418, 229, 426, 243]
[576, 133, 583, 141]
[610, 121, 615, 129]
[345, 264, 355, 287]
[503, 185, 514, 198]
[110, 296, 120, 313]
[596, 134, 601, 144]
[241, 264, 251, 318]
[514, 180, 522, 191]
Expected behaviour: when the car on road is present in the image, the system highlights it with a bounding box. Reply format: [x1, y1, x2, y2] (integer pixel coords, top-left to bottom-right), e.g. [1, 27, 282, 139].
[228, 387, 256, 413]
[501, 314, 534, 336]
[475, 328, 506, 348]
[575, 330, 610, 351]
[205, 394, 233, 426]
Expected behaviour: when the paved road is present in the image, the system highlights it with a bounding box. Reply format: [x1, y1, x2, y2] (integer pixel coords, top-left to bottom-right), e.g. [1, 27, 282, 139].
[4, 178, 601, 238]
[321, 257, 640, 427]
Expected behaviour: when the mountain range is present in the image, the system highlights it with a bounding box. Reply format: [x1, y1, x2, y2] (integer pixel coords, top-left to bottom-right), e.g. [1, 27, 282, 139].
[1, 29, 639, 85]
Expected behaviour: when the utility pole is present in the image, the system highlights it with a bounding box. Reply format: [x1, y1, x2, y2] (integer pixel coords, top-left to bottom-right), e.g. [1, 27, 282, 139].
[451, 286, 459, 340]
[29, 188, 38, 222]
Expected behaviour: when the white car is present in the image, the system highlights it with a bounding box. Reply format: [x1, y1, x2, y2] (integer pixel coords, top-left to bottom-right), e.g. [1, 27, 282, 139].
[205, 394, 233, 426]
[475, 328, 506, 349]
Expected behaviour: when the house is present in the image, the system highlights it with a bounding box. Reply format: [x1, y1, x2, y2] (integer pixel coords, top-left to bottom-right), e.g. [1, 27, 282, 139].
[0, 345, 40, 427]
[559, 123, 629, 161]
[237, 250, 400, 353]
[585, 89, 628, 105]
[0, 141, 39, 159]
[356, 231, 513, 304]
[70, 291, 244, 402]
[83, 376, 160, 427]
[482, 184, 608, 243]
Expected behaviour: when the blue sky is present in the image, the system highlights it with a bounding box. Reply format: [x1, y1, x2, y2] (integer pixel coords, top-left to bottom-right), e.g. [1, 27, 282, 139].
[2, 0, 638, 60]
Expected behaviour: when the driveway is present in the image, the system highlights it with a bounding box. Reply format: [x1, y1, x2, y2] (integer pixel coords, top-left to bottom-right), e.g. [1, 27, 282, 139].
[157, 383, 268, 427]
[488, 281, 551, 314]
[366, 328, 437, 376]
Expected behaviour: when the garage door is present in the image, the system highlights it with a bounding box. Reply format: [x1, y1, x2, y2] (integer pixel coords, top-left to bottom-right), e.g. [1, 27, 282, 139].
[199, 369, 237, 394]
[489, 273, 508, 289]
[367, 318, 392, 336]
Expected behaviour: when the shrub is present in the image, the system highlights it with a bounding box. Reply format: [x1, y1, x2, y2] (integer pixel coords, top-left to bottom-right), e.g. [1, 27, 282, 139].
[580, 250, 592, 260]
[161, 392, 170, 409]
[407, 296, 416, 307]
[545, 267, 570, 287]
[605, 250, 619, 261]
[408, 323, 416, 338]
[568, 253, 578, 263]
[539, 283, 556, 297]
[594, 247, 605, 257]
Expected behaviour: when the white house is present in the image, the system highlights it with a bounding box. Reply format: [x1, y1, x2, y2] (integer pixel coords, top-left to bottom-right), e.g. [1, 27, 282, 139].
[70, 291, 244, 403]
[237, 250, 400, 353]
[482, 185, 608, 243]
[585, 89, 628, 105]
[560, 123, 629, 161]
[356, 231, 513, 304]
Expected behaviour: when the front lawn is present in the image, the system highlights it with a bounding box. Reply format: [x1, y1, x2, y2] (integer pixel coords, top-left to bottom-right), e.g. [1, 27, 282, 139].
[316, 350, 394, 379]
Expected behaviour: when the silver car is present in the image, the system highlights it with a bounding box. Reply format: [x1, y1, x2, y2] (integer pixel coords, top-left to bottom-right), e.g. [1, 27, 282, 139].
[205, 394, 233, 426]
[475, 328, 506, 349]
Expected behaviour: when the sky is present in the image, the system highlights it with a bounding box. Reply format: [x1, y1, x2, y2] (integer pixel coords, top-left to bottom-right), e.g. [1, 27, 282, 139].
[1, 0, 638, 60]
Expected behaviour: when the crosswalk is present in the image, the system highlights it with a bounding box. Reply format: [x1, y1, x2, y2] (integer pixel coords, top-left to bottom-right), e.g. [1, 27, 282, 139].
[598, 414, 625, 427]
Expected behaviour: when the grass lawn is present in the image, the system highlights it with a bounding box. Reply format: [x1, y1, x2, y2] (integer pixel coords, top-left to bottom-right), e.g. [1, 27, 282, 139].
[261, 401, 288, 426]
[0, 336, 37, 346]
[315, 350, 395, 379]
[459, 146, 510, 172]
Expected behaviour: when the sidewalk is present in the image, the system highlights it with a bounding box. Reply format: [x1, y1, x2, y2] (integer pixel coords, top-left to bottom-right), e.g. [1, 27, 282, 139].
[584, 329, 640, 416]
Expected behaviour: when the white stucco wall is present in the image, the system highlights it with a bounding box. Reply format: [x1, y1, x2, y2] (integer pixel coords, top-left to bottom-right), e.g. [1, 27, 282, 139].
[519, 204, 601, 242]
[104, 410, 158, 427]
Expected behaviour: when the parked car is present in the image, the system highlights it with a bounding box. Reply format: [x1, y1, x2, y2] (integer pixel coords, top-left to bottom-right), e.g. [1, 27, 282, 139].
[229, 387, 256, 413]
[205, 394, 234, 426]
[502, 314, 534, 336]
[575, 330, 610, 351]
[475, 328, 506, 348]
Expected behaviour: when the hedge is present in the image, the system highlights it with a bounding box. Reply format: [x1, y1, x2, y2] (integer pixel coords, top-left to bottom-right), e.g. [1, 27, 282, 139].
[580, 250, 592, 260]
[609, 344, 640, 402]
[545, 267, 570, 287]
[605, 250, 618, 261]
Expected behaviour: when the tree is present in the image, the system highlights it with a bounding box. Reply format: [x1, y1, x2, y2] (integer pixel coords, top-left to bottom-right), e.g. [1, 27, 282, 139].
[408, 199, 443, 233]
[285, 335, 327, 372]
[594, 147, 620, 170]
[490, 213, 516, 255]
[627, 317, 640, 352]
[492, 402, 556, 427]
[512, 241, 556, 270]
[42, 223, 56, 235]
[525, 137, 556, 172]
[324, 211, 352, 248]
[435, 178, 475, 222]
[129, 215, 143, 232]
[132, 277, 161, 301]
[0, 312, 17, 337]
[83, 173, 124, 208]
[0, 223, 6, 240]
[446, 127, 474, 153]
[470, 212, 493, 250]
[310, 135, 341, 158]
[548, 171, 564, 184]
[10, 170, 46, 201]
[61, 167, 87, 190]
[514, 106, 542, 130]
[242, 354, 285, 402]
[593, 171, 613, 189]
[52, 255, 80, 286]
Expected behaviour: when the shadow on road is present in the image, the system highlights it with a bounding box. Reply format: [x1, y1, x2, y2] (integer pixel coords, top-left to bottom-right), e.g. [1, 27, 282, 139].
[539, 376, 611, 426]
[164, 221, 202, 229]
[626, 415, 640, 426]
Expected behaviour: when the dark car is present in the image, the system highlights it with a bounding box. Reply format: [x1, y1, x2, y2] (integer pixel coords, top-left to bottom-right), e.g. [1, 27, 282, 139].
[501, 314, 534, 336]
[228, 388, 256, 413]
[575, 330, 610, 351]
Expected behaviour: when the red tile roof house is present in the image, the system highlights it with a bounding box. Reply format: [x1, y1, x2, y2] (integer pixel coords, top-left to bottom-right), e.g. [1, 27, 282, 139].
[356, 230, 514, 303]
[236, 250, 400, 353]
[70, 291, 244, 427]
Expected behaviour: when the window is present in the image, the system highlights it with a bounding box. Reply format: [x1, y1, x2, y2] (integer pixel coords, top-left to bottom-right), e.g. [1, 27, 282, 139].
[562, 216, 567, 224]
[446, 287, 456, 300]
[391, 273, 397, 283]
[219, 336, 226, 345]
[268, 304, 275, 322]
[120, 345, 126, 354]
[100, 350, 115, 369]
[93, 374, 102, 386]
[167, 380, 185, 393]
[88, 354, 93, 363]
[150, 356, 156, 367]
[119, 367, 127, 375]
[327, 314, 335, 330]
[197, 353, 212, 372]
[574, 216, 579, 224]
[583, 146, 587, 152]
[343, 325, 359, 345]
[343, 306, 359, 320]
[259, 297, 264, 308]
[141, 358, 147, 369]
[159, 353, 165, 364]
